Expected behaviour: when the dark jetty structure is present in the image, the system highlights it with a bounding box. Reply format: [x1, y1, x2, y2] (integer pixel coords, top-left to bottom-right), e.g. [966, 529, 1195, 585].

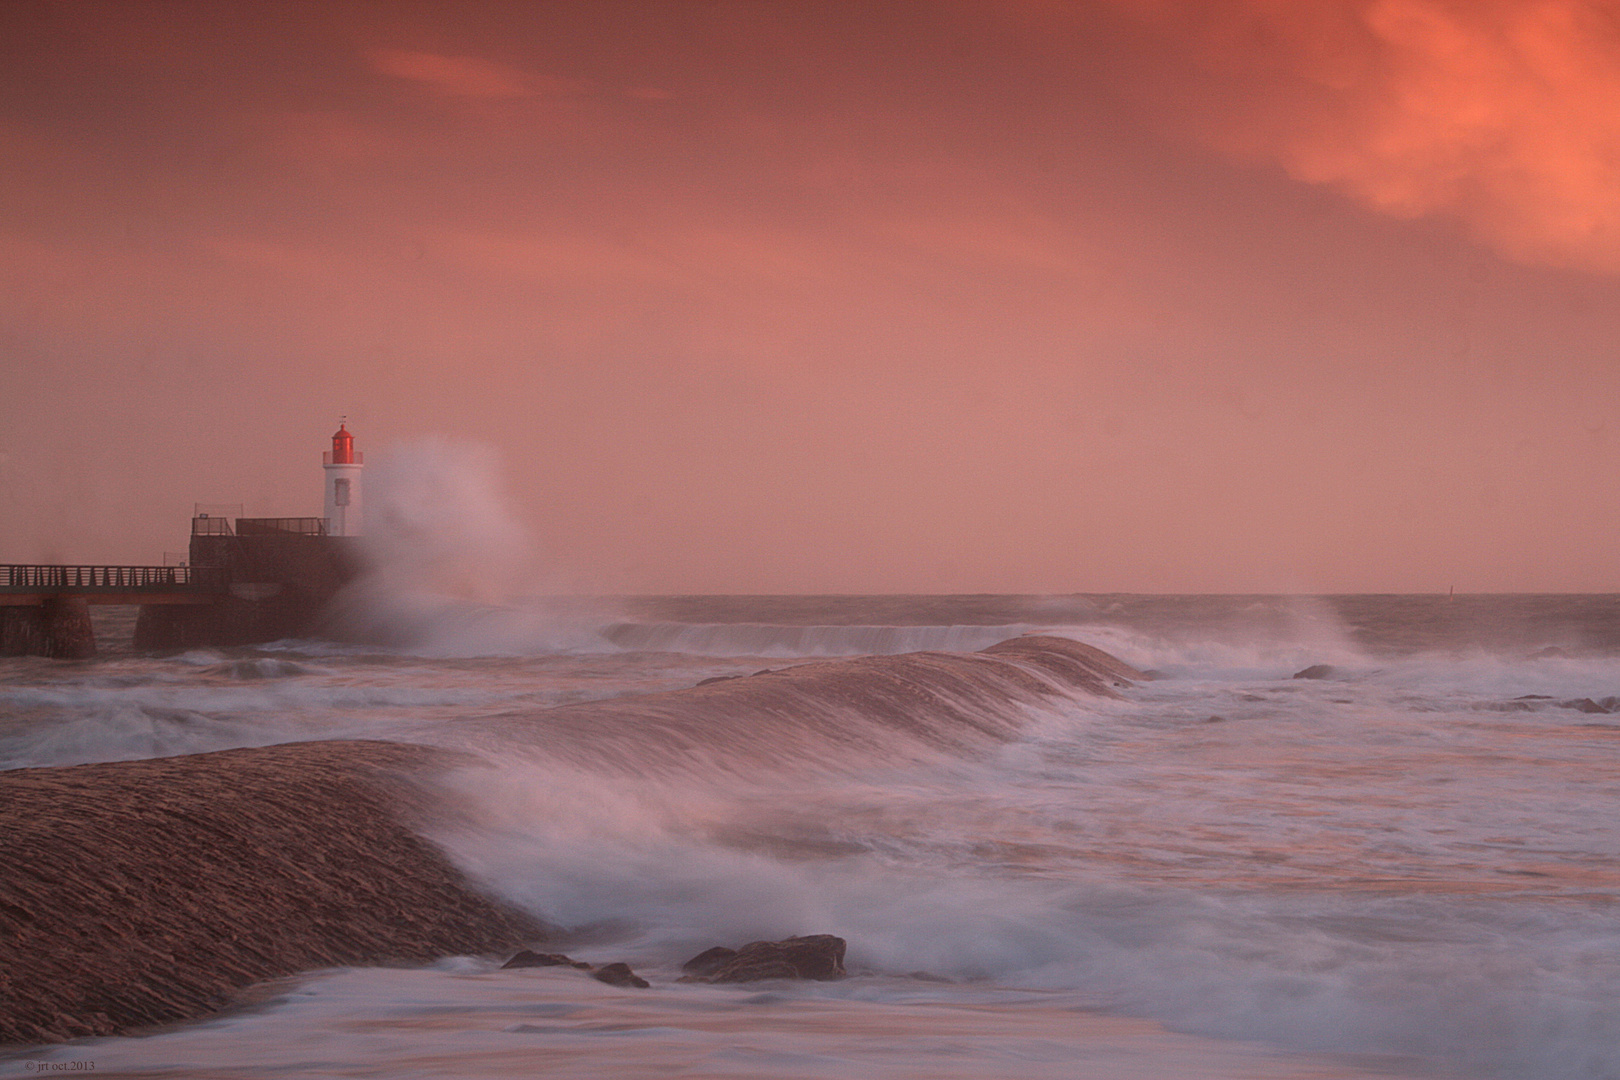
[0, 520, 360, 657]
[0, 635, 1139, 1047]
[131, 514, 361, 650]
[1, 423, 367, 657]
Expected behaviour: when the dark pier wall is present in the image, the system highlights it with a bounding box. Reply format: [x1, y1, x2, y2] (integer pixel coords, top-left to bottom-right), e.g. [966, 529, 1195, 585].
[134, 534, 363, 650]
[0, 597, 97, 659]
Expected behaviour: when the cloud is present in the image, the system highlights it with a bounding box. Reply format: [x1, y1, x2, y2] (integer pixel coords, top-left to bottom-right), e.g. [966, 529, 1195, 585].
[364, 48, 584, 99]
[1112, 0, 1620, 275]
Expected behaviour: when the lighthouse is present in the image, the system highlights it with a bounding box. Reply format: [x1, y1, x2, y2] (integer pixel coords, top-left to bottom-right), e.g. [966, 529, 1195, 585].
[322, 421, 364, 536]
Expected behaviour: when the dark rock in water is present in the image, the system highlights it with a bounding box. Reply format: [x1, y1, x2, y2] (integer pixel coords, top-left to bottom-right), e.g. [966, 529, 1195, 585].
[687, 935, 846, 983]
[0, 740, 545, 1046]
[680, 945, 738, 976]
[1203, 715, 1227, 724]
[1562, 698, 1612, 714]
[716, 957, 801, 981]
[591, 962, 650, 988]
[503, 950, 590, 970]
[1514, 694, 1554, 700]
[1293, 664, 1336, 680]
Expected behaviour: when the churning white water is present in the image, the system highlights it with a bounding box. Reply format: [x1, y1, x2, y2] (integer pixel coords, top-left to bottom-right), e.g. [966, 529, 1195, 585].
[4, 592, 1620, 1079]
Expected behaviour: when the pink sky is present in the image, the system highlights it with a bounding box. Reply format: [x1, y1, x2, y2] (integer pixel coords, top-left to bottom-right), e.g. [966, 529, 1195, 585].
[3, 0, 1618, 593]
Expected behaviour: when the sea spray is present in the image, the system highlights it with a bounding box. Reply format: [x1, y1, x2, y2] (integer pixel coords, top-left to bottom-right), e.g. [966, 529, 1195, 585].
[325, 438, 613, 654]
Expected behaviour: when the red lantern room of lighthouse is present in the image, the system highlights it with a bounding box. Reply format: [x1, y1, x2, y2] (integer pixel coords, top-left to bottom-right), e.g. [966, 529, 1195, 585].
[322, 421, 364, 535]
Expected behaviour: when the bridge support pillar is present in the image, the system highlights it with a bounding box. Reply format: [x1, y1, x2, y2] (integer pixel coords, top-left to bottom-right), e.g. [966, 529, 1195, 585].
[42, 596, 96, 658]
[0, 597, 96, 659]
[0, 607, 42, 656]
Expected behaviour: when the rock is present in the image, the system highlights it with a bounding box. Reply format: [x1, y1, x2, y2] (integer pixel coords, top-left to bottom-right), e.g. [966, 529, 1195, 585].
[1292, 664, 1336, 680]
[717, 957, 801, 981]
[1562, 698, 1612, 714]
[502, 950, 590, 970]
[685, 935, 846, 983]
[591, 962, 649, 988]
[1203, 715, 1227, 724]
[680, 946, 738, 977]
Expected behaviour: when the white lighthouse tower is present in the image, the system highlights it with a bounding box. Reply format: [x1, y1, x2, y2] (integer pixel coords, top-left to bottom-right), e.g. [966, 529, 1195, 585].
[322, 420, 364, 536]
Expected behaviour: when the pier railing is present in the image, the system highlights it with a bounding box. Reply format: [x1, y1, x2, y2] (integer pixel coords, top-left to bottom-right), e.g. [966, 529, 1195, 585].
[0, 564, 228, 592]
[193, 516, 329, 536]
[236, 517, 328, 536]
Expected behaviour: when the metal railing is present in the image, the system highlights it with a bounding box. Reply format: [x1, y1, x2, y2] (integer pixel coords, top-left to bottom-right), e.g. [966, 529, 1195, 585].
[235, 517, 328, 536]
[0, 565, 227, 591]
[192, 516, 235, 535]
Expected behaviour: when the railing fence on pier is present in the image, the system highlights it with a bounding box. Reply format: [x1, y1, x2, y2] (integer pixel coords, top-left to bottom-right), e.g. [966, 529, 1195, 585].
[0, 565, 227, 591]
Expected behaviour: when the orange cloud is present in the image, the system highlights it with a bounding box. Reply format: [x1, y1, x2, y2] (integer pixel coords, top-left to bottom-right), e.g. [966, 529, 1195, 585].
[364, 48, 584, 99]
[1113, 0, 1620, 274]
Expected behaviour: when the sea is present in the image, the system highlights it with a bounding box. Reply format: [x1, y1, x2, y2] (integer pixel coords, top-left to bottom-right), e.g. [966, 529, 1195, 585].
[4, 592, 1620, 1080]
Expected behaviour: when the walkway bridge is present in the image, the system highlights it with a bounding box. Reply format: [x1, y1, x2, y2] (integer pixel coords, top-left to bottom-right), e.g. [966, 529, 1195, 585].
[0, 565, 227, 606]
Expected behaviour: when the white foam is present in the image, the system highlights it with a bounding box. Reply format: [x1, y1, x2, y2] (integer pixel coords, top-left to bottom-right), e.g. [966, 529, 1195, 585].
[601, 622, 1053, 657]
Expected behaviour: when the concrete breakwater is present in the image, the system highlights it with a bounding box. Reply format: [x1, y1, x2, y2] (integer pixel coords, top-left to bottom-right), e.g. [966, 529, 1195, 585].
[0, 740, 545, 1045]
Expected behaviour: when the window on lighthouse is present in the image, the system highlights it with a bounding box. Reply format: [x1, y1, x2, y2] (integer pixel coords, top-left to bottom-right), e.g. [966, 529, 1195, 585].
[334, 479, 351, 507]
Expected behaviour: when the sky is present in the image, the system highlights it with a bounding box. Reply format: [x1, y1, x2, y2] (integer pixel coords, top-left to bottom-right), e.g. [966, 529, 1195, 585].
[2, 0, 1618, 594]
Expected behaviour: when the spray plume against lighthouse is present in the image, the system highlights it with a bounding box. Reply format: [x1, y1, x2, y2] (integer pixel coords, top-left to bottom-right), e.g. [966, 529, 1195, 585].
[322, 420, 363, 537]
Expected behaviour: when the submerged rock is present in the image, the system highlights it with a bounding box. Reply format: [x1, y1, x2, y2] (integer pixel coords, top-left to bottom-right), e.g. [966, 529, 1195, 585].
[502, 950, 591, 970]
[1292, 664, 1336, 680]
[591, 962, 650, 988]
[682, 935, 846, 983]
[680, 946, 737, 977]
